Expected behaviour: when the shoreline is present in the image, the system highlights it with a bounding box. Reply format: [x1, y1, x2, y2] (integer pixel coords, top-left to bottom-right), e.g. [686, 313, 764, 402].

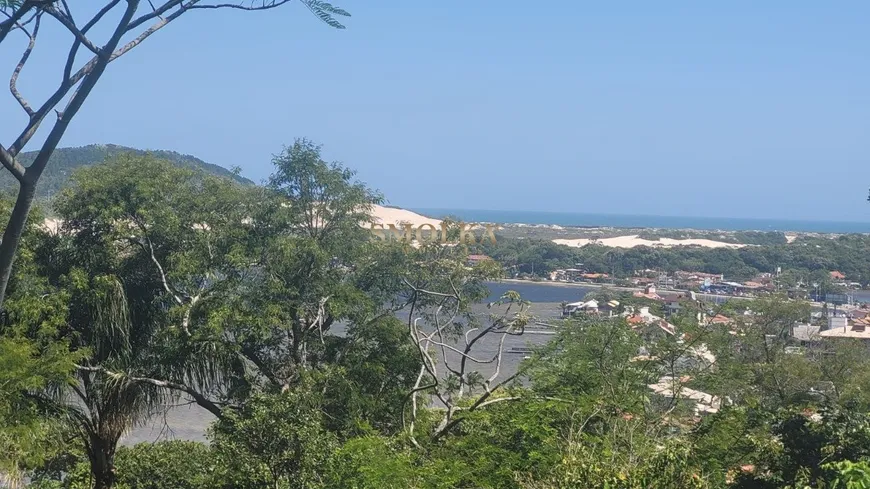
[496, 278, 860, 310]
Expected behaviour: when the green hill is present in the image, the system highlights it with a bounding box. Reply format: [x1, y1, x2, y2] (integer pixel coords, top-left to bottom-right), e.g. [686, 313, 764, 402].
[0, 144, 255, 200]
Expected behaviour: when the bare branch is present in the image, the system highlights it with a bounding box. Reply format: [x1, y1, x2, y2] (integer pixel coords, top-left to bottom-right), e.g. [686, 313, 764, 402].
[9, 11, 38, 117]
[43, 5, 100, 55]
[63, 0, 121, 88]
[187, 1, 293, 12]
[59, 0, 73, 19]
[109, 2, 189, 62]
[146, 236, 184, 307]
[0, 0, 42, 44]
[125, 0, 184, 32]
[0, 145, 25, 181]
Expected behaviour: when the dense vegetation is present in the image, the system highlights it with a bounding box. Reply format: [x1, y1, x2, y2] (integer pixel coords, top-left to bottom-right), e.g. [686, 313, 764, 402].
[635, 230, 789, 246]
[475, 234, 870, 285]
[5, 143, 870, 488]
[0, 144, 253, 202]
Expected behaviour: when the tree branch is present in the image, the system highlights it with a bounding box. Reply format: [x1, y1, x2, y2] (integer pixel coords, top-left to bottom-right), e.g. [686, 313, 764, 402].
[0, 0, 43, 44]
[0, 145, 25, 181]
[76, 364, 226, 420]
[9, 10, 38, 117]
[187, 1, 293, 12]
[43, 5, 101, 55]
[125, 0, 184, 32]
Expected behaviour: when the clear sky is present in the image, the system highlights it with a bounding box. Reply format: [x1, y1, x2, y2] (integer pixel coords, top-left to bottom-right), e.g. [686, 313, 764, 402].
[2, 2, 868, 221]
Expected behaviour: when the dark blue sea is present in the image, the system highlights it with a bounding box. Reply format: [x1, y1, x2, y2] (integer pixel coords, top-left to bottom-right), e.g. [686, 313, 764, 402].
[413, 208, 870, 234]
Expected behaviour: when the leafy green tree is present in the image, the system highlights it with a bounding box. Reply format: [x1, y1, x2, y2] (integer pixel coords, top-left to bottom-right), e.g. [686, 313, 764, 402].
[0, 197, 80, 481]
[9, 154, 260, 488]
[325, 436, 421, 489]
[29, 441, 215, 489]
[209, 374, 339, 489]
[0, 0, 350, 309]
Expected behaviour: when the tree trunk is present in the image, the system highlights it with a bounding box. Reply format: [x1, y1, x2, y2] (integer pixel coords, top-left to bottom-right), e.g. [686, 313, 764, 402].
[88, 436, 117, 489]
[0, 181, 36, 308]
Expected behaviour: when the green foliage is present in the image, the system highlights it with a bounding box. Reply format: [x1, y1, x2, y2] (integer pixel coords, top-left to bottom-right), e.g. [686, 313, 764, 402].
[209, 377, 339, 489]
[29, 441, 215, 489]
[325, 436, 420, 489]
[302, 0, 351, 29]
[824, 460, 870, 489]
[0, 144, 253, 205]
[15, 144, 870, 489]
[480, 233, 870, 284]
[524, 440, 713, 489]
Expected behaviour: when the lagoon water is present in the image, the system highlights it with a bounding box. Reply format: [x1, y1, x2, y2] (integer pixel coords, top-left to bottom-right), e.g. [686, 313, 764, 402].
[414, 208, 870, 234]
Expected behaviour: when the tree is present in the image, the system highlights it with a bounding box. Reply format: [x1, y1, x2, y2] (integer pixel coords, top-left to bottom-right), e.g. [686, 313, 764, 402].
[209, 375, 339, 489]
[0, 0, 350, 310]
[18, 156, 261, 489]
[0, 196, 81, 483]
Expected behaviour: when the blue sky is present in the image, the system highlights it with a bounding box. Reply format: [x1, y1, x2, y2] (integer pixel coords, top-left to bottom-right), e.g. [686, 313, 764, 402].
[1, 2, 868, 221]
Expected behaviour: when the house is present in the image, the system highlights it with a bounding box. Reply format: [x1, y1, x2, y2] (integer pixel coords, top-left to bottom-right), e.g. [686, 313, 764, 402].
[791, 323, 821, 345]
[466, 254, 491, 266]
[562, 299, 620, 318]
[633, 284, 663, 301]
[707, 314, 733, 326]
[658, 291, 696, 317]
[623, 306, 676, 338]
[550, 268, 586, 281]
[562, 300, 598, 317]
[830, 271, 846, 281]
[819, 316, 870, 341]
[600, 300, 620, 317]
[674, 271, 724, 287]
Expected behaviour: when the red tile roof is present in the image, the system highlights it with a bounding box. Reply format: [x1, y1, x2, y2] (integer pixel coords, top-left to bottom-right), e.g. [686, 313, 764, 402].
[627, 315, 645, 325]
[709, 314, 732, 325]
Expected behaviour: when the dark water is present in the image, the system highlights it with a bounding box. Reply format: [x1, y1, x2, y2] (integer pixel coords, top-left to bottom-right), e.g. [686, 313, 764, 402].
[414, 208, 870, 234]
[486, 281, 591, 303]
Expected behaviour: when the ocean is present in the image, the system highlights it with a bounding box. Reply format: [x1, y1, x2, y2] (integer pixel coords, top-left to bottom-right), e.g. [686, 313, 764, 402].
[412, 208, 870, 234]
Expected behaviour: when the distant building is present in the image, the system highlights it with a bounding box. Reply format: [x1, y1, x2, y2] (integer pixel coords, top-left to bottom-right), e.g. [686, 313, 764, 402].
[831, 271, 846, 281]
[562, 299, 619, 318]
[819, 316, 870, 341]
[562, 299, 598, 316]
[466, 254, 491, 267]
[623, 306, 676, 338]
[791, 323, 821, 346]
[707, 314, 733, 326]
[550, 268, 586, 281]
[633, 284, 662, 301]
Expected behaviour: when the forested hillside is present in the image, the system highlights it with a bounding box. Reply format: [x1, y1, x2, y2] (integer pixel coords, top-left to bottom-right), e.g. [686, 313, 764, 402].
[0, 144, 254, 200]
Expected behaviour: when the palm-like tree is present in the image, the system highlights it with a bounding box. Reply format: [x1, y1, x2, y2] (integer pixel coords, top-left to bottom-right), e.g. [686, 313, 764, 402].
[35, 267, 170, 489]
[28, 229, 225, 489]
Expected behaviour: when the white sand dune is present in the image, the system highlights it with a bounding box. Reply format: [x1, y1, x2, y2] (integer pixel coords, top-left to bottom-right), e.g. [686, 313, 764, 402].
[553, 235, 745, 249]
[368, 205, 441, 228]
